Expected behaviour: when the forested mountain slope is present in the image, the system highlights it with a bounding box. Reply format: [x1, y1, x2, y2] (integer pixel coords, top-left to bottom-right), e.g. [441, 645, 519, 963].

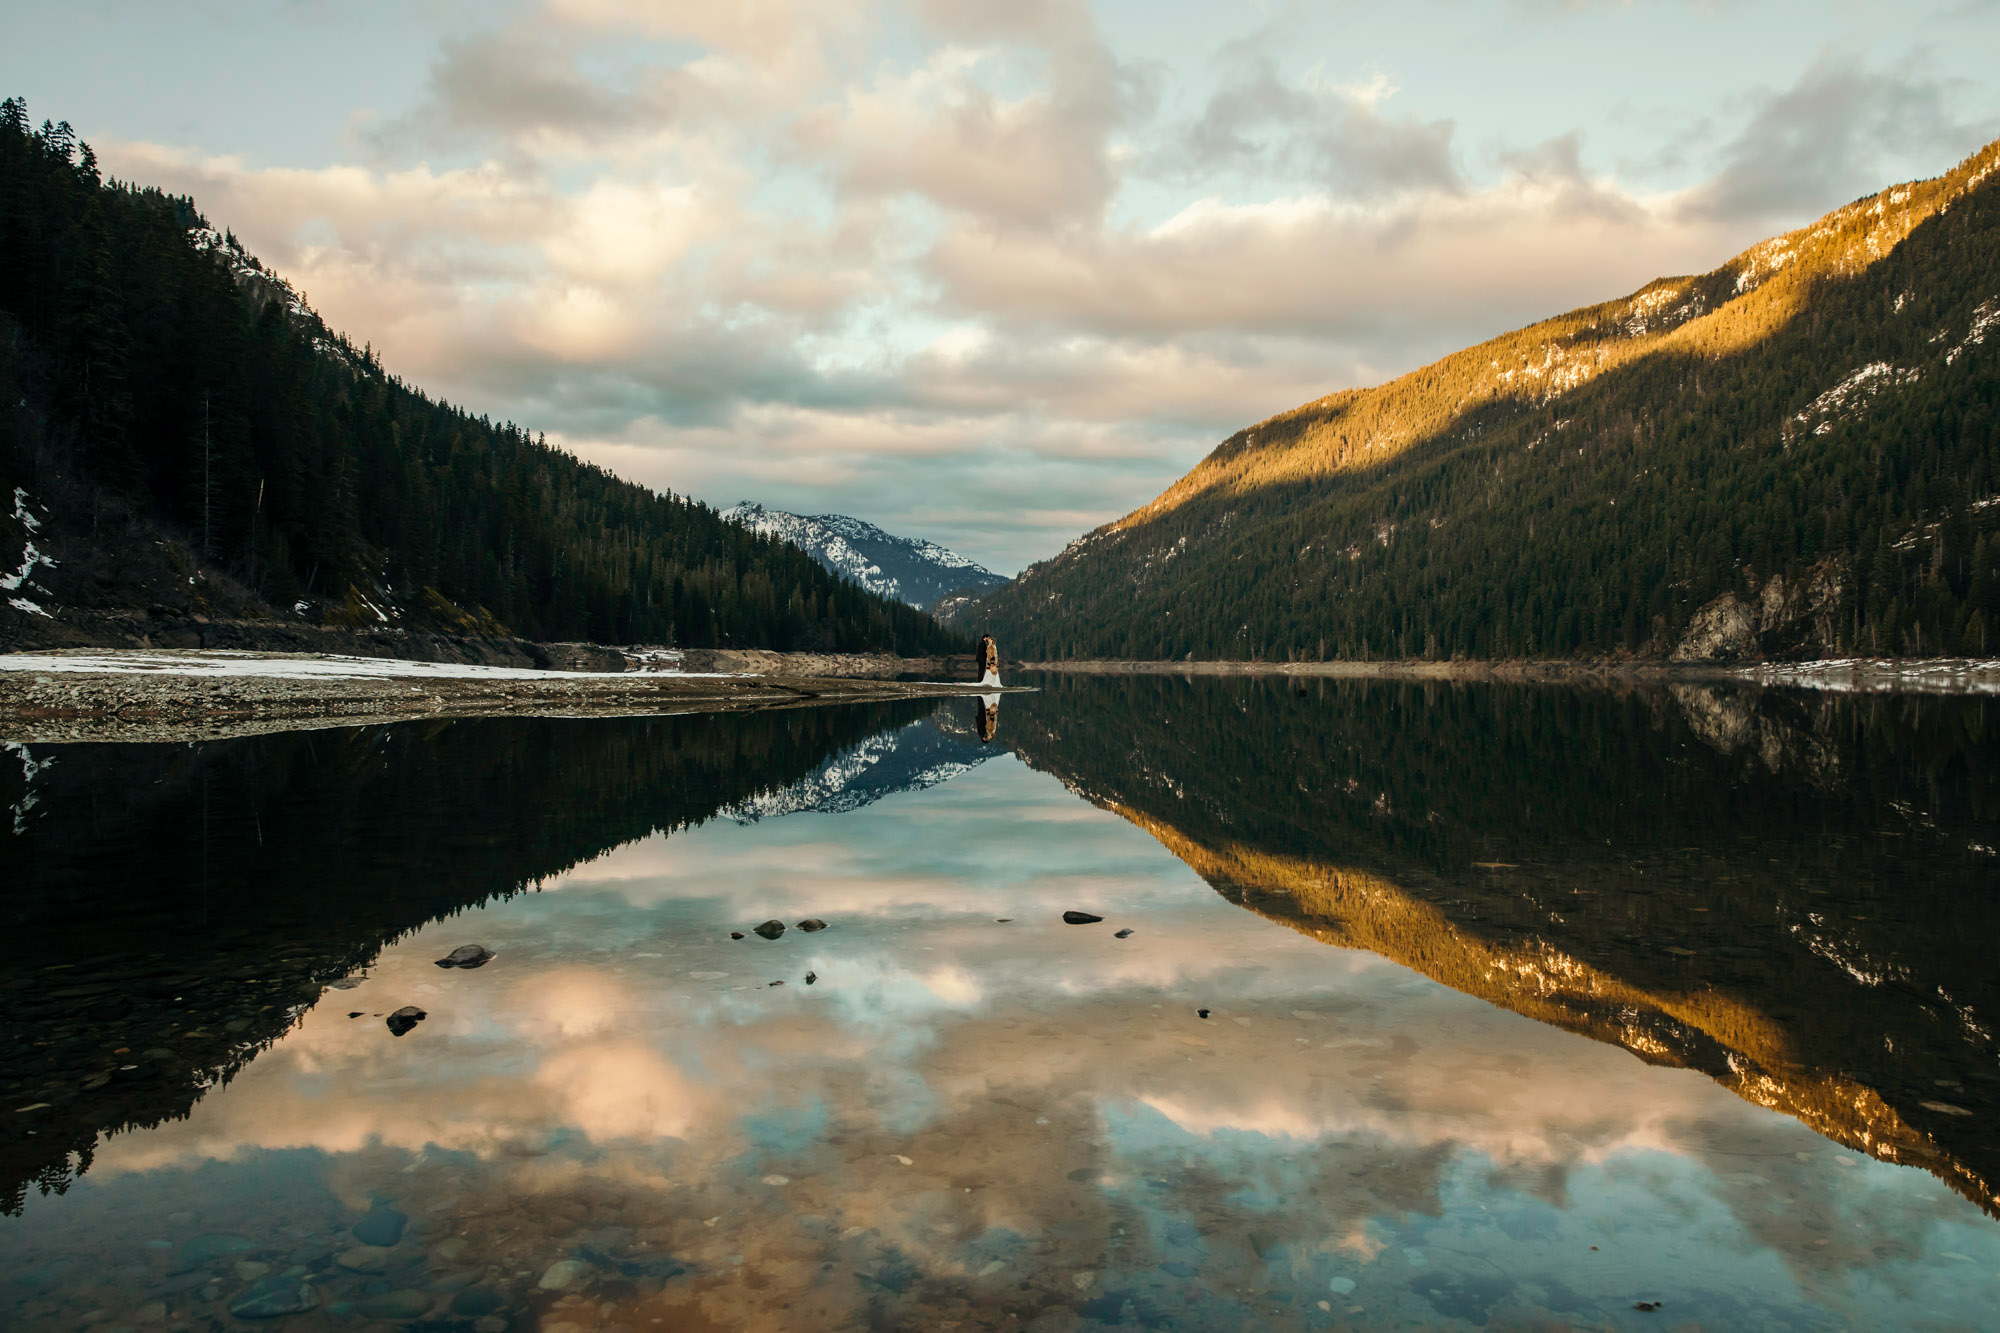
[0, 100, 959, 656]
[965, 138, 2000, 662]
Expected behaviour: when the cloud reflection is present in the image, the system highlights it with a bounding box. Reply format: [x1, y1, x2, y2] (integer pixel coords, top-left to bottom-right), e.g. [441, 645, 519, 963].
[35, 755, 1991, 1331]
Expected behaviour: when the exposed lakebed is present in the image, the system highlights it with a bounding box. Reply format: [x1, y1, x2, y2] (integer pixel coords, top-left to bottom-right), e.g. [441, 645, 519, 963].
[3, 678, 1998, 1330]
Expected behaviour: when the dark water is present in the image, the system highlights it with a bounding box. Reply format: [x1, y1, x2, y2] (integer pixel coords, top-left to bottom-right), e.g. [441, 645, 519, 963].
[3, 676, 1998, 1331]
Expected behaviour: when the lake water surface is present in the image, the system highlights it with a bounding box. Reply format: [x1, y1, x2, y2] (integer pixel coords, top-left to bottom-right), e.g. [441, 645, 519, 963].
[3, 676, 1998, 1331]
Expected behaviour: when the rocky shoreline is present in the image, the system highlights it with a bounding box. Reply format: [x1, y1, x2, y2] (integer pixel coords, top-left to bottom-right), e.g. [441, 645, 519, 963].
[0, 648, 1004, 744]
[1021, 655, 2000, 695]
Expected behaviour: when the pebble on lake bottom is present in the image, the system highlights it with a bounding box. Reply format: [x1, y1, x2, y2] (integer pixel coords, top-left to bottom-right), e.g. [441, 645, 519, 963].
[357, 1288, 432, 1318]
[227, 1276, 318, 1319]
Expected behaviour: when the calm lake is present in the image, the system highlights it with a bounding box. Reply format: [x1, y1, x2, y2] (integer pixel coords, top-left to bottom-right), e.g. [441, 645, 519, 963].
[3, 675, 1998, 1331]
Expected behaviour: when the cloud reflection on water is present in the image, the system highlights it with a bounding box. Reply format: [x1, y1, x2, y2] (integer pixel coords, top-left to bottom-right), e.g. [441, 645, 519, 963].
[26, 753, 1993, 1329]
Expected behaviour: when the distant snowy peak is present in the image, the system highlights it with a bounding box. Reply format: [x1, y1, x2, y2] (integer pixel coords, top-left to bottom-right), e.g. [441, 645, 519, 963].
[723, 502, 1008, 608]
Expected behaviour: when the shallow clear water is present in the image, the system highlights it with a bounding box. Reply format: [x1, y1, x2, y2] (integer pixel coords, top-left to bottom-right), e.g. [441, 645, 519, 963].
[3, 678, 1998, 1331]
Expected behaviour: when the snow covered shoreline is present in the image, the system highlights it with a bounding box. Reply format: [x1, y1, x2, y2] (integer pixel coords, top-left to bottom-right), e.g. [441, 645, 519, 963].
[0, 648, 1010, 743]
[0, 648, 734, 682]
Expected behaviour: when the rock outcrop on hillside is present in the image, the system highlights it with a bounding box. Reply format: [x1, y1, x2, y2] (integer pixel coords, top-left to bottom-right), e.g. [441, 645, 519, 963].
[1670, 562, 1846, 663]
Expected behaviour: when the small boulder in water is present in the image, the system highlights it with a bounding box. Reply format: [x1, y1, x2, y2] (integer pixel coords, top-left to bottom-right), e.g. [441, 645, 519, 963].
[1114, 928, 1134, 939]
[352, 1206, 407, 1247]
[730, 932, 745, 940]
[434, 944, 495, 969]
[805, 971, 817, 985]
[1062, 911, 1103, 925]
[385, 1006, 427, 1036]
[1197, 1009, 1210, 1019]
[797, 918, 828, 932]
[753, 920, 786, 940]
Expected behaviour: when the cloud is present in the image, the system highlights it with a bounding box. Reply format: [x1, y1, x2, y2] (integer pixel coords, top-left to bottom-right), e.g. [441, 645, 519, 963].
[409, 27, 665, 145]
[1160, 38, 1460, 200]
[1690, 58, 1997, 224]
[796, 3, 1136, 231]
[926, 169, 1728, 350]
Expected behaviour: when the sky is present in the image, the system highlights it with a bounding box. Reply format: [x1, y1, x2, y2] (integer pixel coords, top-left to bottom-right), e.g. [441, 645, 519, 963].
[4, 1, 1999, 574]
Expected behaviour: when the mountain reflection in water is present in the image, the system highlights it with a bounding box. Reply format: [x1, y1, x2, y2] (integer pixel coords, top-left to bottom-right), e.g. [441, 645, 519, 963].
[1004, 674, 2000, 1221]
[1, 678, 1997, 1331]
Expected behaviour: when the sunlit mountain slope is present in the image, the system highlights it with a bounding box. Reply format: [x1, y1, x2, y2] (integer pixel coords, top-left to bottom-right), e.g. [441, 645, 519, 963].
[966, 139, 2000, 662]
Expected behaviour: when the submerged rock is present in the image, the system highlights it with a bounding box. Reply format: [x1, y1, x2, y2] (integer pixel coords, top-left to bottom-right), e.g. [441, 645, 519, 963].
[385, 1006, 427, 1036]
[450, 1287, 506, 1317]
[753, 920, 786, 940]
[1062, 911, 1103, 925]
[229, 1276, 318, 1319]
[352, 1206, 407, 1247]
[335, 1247, 392, 1274]
[168, 1233, 254, 1273]
[538, 1258, 589, 1290]
[434, 944, 496, 969]
[358, 1289, 432, 1319]
[797, 918, 828, 932]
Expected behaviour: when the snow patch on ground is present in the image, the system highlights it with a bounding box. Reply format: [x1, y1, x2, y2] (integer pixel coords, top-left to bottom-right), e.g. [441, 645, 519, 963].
[4, 489, 58, 616]
[1946, 298, 2000, 367]
[1492, 343, 1609, 403]
[1790, 362, 1920, 439]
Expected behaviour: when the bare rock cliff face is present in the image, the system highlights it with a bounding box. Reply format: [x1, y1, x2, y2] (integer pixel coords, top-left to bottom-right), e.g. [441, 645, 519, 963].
[1671, 562, 1845, 664]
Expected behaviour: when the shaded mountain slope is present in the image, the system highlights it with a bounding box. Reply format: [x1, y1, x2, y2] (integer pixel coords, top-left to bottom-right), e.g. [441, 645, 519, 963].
[0, 100, 959, 657]
[1002, 673, 2000, 1216]
[968, 140, 2000, 662]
